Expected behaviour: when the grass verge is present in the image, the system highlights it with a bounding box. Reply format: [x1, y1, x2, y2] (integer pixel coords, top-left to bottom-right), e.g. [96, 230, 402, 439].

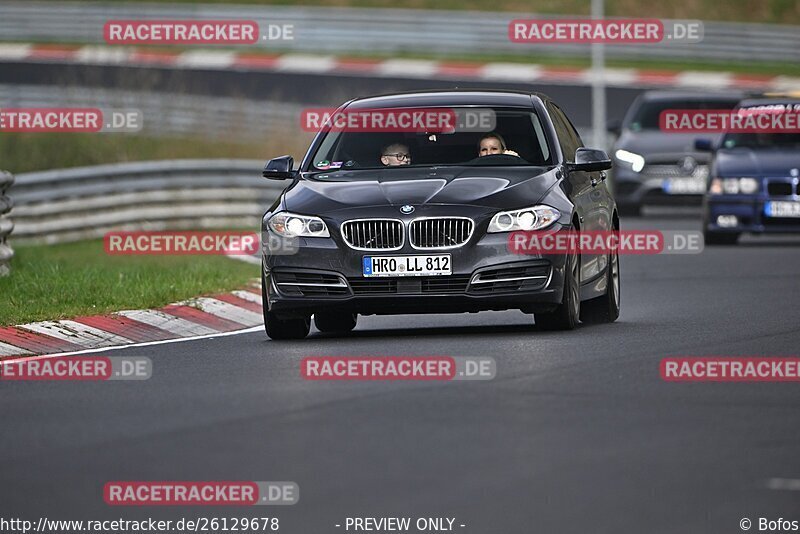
[0, 134, 269, 175]
[0, 239, 258, 326]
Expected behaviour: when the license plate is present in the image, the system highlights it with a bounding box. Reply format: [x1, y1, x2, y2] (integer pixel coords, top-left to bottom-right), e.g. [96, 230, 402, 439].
[663, 177, 706, 194]
[765, 201, 800, 218]
[362, 255, 451, 277]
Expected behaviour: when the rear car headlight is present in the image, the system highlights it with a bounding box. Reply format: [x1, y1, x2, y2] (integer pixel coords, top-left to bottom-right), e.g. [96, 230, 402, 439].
[487, 205, 561, 233]
[709, 178, 759, 195]
[268, 212, 330, 237]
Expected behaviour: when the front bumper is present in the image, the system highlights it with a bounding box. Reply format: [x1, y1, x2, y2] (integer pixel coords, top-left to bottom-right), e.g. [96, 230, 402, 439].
[262, 226, 569, 317]
[705, 196, 800, 234]
[613, 166, 705, 207]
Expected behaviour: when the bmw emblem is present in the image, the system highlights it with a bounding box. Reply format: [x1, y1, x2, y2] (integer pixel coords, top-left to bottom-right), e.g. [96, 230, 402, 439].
[400, 205, 415, 214]
[678, 156, 697, 175]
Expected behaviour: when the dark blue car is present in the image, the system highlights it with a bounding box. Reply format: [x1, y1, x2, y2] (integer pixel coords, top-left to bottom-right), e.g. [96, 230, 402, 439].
[697, 98, 800, 245]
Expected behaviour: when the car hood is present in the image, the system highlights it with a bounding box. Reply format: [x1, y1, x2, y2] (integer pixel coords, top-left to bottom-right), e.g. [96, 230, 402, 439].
[615, 130, 714, 161]
[715, 148, 800, 177]
[283, 166, 559, 214]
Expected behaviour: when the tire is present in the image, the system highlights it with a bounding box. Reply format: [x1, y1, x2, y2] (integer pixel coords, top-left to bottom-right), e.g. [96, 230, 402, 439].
[535, 241, 580, 331]
[617, 203, 642, 217]
[580, 249, 620, 324]
[315, 312, 358, 334]
[262, 271, 310, 340]
[704, 230, 739, 245]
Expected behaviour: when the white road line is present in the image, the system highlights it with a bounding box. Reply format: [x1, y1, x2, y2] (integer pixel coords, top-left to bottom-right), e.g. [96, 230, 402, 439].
[75, 46, 132, 64]
[766, 478, 800, 491]
[18, 320, 134, 349]
[585, 68, 637, 86]
[675, 71, 733, 88]
[480, 63, 542, 81]
[192, 298, 263, 326]
[0, 341, 33, 357]
[0, 326, 262, 364]
[0, 43, 33, 60]
[378, 59, 439, 78]
[276, 54, 336, 73]
[770, 76, 800, 91]
[176, 51, 237, 69]
[117, 309, 218, 336]
[232, 290, 262, 304]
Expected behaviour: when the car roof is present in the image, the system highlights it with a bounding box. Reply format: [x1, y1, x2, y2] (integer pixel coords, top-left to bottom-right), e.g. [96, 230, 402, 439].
[345, 89, 546, 109]
[638, 90, 744, 102]
[737, 97, 800, 107]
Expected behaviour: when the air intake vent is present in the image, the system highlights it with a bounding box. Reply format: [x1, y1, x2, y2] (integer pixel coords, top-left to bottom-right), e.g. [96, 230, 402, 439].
[272, 271, 350, 297]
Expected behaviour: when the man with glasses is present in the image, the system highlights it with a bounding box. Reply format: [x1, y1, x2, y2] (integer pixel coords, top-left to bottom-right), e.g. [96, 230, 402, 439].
[380, 143, 412, 166]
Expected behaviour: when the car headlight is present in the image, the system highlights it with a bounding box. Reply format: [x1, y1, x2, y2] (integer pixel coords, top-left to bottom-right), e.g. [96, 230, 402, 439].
[487, 205, 561, 233]
[709, 177, 759, 195]
[614, 149, 645, 173]
[268, 212, 330, 237]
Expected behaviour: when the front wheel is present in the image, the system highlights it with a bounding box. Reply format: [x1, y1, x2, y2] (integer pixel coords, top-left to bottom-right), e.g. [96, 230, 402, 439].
[315, 312, 358, 334]
[704, 230, 739, 245]
[262, 271, 310, 340]
[580, 250, 620, 324]
[535, 245, 580, 331]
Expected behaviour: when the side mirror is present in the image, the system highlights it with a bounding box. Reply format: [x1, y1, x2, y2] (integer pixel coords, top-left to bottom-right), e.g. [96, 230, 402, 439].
[568, 148, 612, 172]
[606, 118, 622, 136]
[262, 155, 296, 180]
[694, 138, 713, 152]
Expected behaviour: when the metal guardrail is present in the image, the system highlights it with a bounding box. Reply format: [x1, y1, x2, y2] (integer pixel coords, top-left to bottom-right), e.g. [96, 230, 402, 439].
[0, 2, 799, 63]
[0, 84, 304, 142]
[9, 160, 287, 244]
[0, 171, 13, 275]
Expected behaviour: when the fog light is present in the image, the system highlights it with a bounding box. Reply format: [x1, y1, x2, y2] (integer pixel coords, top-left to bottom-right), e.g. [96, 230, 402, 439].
[716, 215, 738, 228]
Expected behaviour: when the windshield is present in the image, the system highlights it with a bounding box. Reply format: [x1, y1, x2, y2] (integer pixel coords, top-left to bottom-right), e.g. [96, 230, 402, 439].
[721, 132, 800, 149]
[721, 103, 800, 149]
[306, 108, 553, 172]
[627, 98, 740, 131]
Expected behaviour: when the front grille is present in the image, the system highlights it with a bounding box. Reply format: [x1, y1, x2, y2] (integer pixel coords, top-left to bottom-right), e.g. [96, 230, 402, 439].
[341, 219, 403, 250]
[768, 181, 793, 196]
[469, 264, 551, 294]
[642, 164, 708, 179]
[272, 271, 350, 297]
[409, 217, 473, 249]
[348, 276, 470, 295]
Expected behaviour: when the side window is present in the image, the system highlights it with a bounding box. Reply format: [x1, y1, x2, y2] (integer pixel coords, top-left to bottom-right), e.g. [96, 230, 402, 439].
[547, 103, 577, 163]
[558, 105, 585, 150]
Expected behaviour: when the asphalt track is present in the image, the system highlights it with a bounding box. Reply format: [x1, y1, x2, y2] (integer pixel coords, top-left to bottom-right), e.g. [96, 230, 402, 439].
[2, 209, 800, 533]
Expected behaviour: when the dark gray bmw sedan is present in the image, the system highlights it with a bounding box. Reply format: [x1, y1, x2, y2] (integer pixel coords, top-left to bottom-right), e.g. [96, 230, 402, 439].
[260, 90, 619, 339]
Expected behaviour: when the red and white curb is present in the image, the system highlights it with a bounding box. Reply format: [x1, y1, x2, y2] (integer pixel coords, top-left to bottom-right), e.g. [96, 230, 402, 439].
[1, 42, 798, 91]
[0, 285, 264, 359]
